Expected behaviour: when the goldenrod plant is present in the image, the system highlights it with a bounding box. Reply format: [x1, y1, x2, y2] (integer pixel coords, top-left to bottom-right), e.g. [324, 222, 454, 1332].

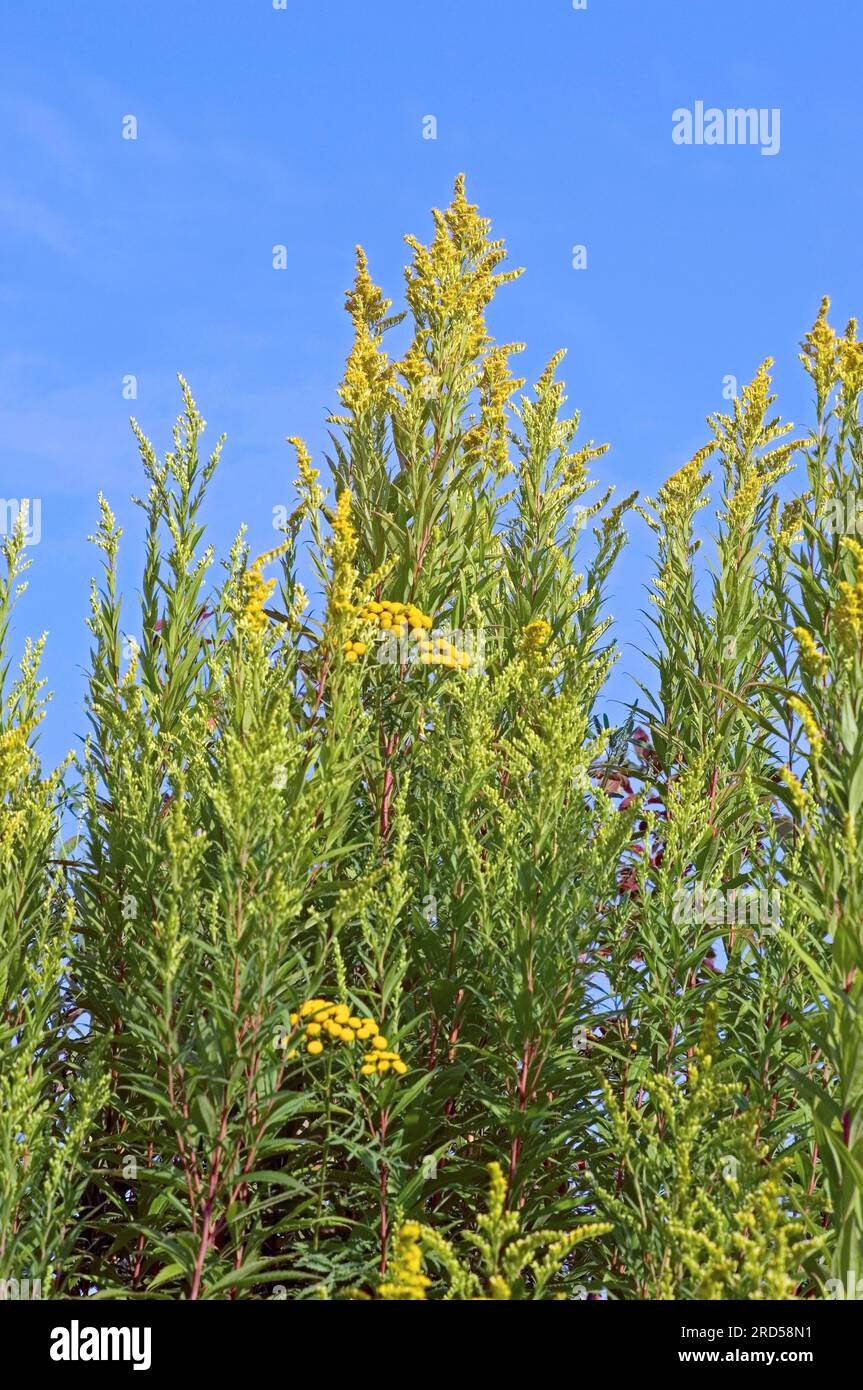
[350, 1163, 610, 1301]
[0, 512, 108, 1298]
[2, 179, 862, 1300]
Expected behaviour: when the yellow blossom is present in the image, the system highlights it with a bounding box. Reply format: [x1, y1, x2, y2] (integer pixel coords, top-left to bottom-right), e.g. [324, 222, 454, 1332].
[799, 296, 838, 405]
[838, 318, 863, 402]
[780, 765, 811, 820]
[787, 696, 824, 759]
[793, 626, 828, 680]
[518, 619, 552, 655]
[834, 538, 863, 656]
[241, 540, 290, 635]
[378, 1222, 432, 1301]
[289, 998, 408, 1078]
[336, 248, 396, 418]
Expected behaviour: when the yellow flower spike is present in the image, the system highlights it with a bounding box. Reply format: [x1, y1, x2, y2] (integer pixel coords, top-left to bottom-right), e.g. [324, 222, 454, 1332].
[241, 566, 278, 635]
[336, 246, 397, 418]
[307, 1040, 324, 1056]
[328, 488, 358, 619]
[834, 540, 863, 656]
[519, 619, 553, 655]
[780, 765, 810, 819]
[839, 319, 863, 399]
[799, 295, 838, 405]
[787, 696, 824, 757]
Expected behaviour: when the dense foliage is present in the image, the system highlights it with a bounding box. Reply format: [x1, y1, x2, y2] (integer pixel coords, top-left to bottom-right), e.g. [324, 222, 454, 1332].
[3, 179, 863, 1300]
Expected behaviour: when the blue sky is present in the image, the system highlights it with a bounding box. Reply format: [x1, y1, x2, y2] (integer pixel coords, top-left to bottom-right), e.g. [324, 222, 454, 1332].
[1, 0, 861, 770]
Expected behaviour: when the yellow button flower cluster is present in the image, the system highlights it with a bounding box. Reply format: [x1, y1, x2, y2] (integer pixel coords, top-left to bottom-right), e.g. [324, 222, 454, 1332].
[287, 998, 407, 1075]
[342, 639, 367, 662]
[356, 598, 431, 635]
[360, 1044, 407, 1077]
[416, 634, 471, 670]
[354, 599, 471, 670]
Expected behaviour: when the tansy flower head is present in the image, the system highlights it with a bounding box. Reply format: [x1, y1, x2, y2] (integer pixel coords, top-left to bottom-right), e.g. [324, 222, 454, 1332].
[349, 597, 472, 672]
[288, 999, 408, 1077]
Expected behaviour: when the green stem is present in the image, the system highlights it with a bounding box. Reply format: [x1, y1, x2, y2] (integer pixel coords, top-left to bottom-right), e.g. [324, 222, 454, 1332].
[314, 1049, 334, 1251]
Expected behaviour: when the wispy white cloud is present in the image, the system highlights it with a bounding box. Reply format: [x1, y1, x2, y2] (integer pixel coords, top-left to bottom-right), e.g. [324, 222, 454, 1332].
[8, 97, 92, 185]
[0, 186, 75, 254]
